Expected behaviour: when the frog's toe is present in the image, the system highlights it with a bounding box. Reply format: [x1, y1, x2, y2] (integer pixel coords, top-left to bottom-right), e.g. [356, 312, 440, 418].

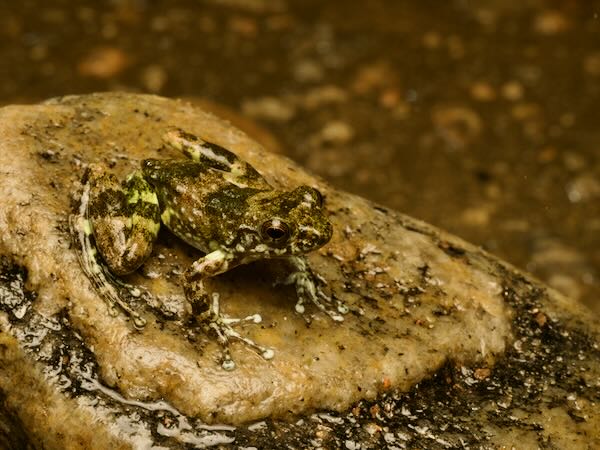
[317, 290, 349, 318]
[220, 351, 236, 371]
[323, 309, 345, 322]
[206, 315, 275, 370]
[222, 313, 262, 326]
[297, 288, 348, 322]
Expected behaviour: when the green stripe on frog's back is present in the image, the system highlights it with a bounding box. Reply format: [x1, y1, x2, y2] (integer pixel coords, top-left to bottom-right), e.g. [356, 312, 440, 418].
[88, 170, 160, 226]
[123, 171, 161, 234]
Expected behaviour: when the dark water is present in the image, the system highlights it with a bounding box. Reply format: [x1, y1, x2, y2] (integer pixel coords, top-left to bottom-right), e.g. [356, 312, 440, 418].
[1, 0, 598, 313]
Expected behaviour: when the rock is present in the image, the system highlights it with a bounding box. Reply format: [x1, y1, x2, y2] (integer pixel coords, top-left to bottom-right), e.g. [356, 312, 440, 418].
[0, 93, 598, 449]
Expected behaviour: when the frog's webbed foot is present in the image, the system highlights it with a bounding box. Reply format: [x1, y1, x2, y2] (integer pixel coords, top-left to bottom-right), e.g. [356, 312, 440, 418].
[283, 256, 348, 322]
[199, 293, 274, 371]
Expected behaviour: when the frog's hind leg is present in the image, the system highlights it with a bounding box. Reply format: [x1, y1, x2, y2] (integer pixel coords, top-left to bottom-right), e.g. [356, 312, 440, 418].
[163, 128, 262, 181]
[69, 182, 147, 329]
[71, 165, 162, 327]
[86, 166, 161, 277]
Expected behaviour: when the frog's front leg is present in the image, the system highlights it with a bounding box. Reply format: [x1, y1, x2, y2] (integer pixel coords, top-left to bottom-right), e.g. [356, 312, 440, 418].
[184, 250, 274, 370]
[283, 256, 348, 322]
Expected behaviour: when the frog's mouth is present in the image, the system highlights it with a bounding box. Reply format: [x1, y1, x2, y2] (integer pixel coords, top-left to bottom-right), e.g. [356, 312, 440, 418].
[227, 227, 288, 259]
[236, 245, 290, 265]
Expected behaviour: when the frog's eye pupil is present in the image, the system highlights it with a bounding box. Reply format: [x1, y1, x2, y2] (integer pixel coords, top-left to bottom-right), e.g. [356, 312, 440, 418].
[267, 227, 285, 239]
[261, 220, 290, 243]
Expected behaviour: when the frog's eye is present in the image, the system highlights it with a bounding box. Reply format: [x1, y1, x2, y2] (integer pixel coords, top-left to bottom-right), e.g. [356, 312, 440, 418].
[261, 219, 290, 244]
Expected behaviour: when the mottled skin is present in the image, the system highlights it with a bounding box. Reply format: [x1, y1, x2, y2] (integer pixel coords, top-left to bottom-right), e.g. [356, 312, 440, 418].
[71, 129, 347, 369]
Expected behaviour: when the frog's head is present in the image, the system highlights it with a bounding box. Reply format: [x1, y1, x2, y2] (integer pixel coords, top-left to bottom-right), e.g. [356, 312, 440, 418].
[246, 185, 333, 257]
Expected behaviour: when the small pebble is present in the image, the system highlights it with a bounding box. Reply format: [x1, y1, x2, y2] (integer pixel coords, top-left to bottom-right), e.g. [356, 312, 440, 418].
[583, 52, 600, 76]
[320, 121, 354, 144]
[533, 10, 570, 35]
[470, 81, 496, 102]
[78, 47, 129, 78]
[140, 65, 168, 93]
[566, 175, 600, 203]
[502, 81, 524, 101]
[242, 97, 296, 122]
[293, 59, 324, 83]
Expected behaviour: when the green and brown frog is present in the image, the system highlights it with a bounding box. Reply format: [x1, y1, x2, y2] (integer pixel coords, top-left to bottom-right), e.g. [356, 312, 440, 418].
[71, 129, 347, 369]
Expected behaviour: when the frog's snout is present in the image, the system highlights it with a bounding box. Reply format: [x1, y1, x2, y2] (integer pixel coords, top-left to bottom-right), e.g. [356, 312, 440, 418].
[296, 217, 333, 253]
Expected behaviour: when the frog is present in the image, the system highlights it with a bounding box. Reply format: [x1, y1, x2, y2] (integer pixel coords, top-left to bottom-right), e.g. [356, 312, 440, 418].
[70, 128, 348, 370]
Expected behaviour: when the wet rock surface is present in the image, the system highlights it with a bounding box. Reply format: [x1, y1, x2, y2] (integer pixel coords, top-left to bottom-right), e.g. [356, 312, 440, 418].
[0, 93, 598, 449]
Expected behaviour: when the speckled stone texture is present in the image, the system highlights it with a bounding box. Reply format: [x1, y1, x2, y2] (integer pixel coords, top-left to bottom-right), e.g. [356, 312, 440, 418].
[0, 93, 598, 449]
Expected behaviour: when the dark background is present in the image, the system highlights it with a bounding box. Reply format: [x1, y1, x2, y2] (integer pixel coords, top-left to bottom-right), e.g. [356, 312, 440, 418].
[1, 0, 598, 314]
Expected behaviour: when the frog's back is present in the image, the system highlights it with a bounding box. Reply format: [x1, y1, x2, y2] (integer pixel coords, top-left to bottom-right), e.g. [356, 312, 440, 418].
[142, 158, 270, 251]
